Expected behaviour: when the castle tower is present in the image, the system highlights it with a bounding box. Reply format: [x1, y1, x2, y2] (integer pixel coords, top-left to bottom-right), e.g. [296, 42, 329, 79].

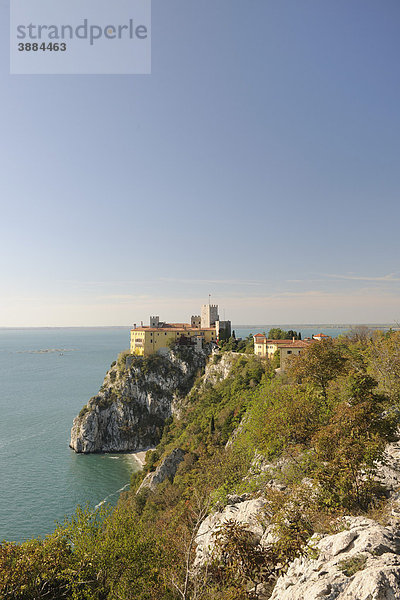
[201, 304, 219, 328]
[191, 315, 201, 328]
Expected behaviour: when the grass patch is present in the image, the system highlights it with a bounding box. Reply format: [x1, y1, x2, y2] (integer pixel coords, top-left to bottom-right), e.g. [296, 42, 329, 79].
[338, 554, 367, 577]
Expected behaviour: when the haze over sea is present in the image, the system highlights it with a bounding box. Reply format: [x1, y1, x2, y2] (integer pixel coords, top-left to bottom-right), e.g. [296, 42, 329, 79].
[0, 324, 392, 543]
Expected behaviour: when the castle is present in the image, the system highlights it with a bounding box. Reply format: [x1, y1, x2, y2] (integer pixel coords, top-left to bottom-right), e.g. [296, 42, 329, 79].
[130, 304, 231, 357]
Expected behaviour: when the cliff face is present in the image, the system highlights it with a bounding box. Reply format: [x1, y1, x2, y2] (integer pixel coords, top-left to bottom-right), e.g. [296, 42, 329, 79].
[270, 516, 400, 600]
[137, 448, 186, 493]
[70, 348, 208, 453]
[193, 447, 400, 600]
[202, 351, 241, 386]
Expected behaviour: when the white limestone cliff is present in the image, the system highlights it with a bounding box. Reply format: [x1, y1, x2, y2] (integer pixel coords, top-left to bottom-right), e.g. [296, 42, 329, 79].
[193, 440, 400, 599]
[270, 517, 400, 600]
[70, 349, 207, 453]
[137, 448, 186, 493]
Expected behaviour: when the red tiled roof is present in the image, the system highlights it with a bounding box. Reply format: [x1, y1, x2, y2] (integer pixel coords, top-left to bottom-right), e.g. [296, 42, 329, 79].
[261, 339, 310, 348]
[276, 340, 310, 348]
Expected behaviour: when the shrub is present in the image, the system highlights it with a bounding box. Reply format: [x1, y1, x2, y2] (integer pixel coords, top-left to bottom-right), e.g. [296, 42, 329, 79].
[78, 405, 90, 419]
[312, 373, 396, 510]
[338, 554, 367, 576]
[287, 338, 347, 400]
[117, 350, 130, 373]
[241, 382, 326, 459]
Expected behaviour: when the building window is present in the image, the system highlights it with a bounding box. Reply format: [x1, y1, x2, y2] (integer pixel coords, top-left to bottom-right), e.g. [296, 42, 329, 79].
[287, 350, 292, 354]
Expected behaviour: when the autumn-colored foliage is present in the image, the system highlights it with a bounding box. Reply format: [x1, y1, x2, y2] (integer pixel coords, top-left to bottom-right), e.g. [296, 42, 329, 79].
[2, 330, 400, 599]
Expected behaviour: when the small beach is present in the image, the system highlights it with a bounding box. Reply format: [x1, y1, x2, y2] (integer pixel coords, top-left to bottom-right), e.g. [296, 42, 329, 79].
[129, 447, 156, 468]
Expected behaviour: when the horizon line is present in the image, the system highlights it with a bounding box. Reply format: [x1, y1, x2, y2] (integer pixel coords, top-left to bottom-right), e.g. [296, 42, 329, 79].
[0, 322, 398, 331]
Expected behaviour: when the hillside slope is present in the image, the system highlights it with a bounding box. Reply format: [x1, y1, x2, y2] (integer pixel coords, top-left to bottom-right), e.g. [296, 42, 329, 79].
[4, 331, 400, 600]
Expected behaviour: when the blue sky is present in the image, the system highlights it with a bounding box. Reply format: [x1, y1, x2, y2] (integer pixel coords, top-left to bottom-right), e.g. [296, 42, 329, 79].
[1, 0, 400, 326]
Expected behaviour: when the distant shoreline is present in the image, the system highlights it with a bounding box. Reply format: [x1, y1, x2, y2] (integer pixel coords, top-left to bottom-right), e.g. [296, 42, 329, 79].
[0, 323, 398, 331]
[0, 326, 133, 331]
[234, 323, 399, 330]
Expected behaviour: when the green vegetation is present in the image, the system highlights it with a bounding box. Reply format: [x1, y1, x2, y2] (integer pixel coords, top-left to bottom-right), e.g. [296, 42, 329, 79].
[338, 554, 368, 576]
[78, 404, 90, 419]
[117, 350, 130, 373]
[268, 328, 301, 340]
[288, 337, 346, 400]
[219, 334, 254, 354]
[2, 331, 400, 599]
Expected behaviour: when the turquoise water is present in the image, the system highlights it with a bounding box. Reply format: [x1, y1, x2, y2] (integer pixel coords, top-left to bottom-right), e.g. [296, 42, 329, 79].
[0, 328, 138, 543]
[0, 324, 392, 543]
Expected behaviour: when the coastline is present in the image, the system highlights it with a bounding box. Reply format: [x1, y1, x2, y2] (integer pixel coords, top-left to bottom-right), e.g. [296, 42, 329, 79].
[128, 447, 155, 468]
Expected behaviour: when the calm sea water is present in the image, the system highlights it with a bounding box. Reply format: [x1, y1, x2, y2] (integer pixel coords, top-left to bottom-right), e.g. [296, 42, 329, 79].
[0, 324, 391, 543]
[0, 327, 138, 543]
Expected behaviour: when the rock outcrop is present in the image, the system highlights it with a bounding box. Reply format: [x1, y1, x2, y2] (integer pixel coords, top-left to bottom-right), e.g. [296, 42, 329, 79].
[376, 441, 400, 492]
[193, 435, 400, 600]
[270, 517, 400, 600]
[195, 495, 269, 567]
[194, 490, 400, 600]
[137, 448, 186, 493]
[70, 349, 207, 453]
[202, 352, 241, 386]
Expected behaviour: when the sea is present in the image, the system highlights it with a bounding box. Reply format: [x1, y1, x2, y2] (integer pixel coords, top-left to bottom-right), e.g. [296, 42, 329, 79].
[0, 324, 393, 543]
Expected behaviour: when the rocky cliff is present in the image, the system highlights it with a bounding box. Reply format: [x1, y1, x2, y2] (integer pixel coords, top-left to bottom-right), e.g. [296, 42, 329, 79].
[201, 351, 242, 386]
[70, 348, 208, 453]
[137, 448, 186, 493]
[193, 441, 400, 600]
[270, 516, 400, 600]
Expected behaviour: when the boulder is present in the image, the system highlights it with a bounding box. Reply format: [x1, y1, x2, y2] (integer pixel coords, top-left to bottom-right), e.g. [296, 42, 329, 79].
[194, 496, 268, 567]
[270, 516, 400, 600]
[137, 448, 186, 493]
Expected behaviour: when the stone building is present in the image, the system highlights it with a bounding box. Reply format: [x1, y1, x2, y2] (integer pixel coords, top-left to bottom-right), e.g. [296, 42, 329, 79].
[253, 334, 310, 371]
[131, 303, 230, 356]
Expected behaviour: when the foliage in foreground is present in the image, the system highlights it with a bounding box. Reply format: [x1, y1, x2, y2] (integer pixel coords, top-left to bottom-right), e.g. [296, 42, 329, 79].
[2, 331, 400, 599]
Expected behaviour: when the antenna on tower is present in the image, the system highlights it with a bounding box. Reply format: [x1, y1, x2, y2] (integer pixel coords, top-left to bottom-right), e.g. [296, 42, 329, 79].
[208, 294, 211, 305]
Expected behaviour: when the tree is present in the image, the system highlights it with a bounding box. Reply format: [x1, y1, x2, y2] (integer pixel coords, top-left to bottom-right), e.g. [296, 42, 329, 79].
[343, 325, 373, 344]
[287, 330, 300, 340]
[268, 328, 300, 340]
[210, 415, 215, 434]
[287, 338, 347, 401]
[211, 520, 276, 598]
[0, 536, 75, 600]
[368, 330, 400, 405]
[268, 328, 287, 339]
[312, 373, 396, 510]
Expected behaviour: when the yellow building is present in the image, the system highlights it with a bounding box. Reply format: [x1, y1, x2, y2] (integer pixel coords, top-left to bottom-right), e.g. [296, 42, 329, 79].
[131, 305, 231, 357]
[131, 321, 217, 357]
[253, 334, 310, 370]
[278, 340, 310, 371]
[254, 334, 267, 357]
